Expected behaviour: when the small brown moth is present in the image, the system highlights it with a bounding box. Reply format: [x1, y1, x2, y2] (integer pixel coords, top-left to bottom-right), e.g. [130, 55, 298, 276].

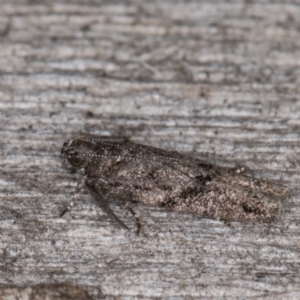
[61, 135, 286, 232]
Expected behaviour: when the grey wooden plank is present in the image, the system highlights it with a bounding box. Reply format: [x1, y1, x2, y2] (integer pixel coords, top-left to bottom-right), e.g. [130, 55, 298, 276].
[0, 0, 300, 299]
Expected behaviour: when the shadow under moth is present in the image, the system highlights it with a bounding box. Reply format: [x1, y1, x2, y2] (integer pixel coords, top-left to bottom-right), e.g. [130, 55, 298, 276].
[61, 135, 286, 233]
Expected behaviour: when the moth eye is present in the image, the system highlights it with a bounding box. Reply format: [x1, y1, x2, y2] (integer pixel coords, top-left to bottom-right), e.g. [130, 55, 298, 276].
[68, 156, 86, 168]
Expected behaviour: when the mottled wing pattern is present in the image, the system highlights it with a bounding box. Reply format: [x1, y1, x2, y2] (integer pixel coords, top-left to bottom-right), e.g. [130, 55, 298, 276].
[61, 135, 286, 228]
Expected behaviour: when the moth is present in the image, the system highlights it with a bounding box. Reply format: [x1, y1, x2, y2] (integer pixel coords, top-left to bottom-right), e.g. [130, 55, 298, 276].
[61, 135, 286, 233]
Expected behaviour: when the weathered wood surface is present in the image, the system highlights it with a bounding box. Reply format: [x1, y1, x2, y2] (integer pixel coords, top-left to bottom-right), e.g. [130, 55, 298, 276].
[1, 0, 300, 299]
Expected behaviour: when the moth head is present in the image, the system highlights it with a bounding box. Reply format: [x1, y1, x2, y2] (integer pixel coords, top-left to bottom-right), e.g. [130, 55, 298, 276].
[65, 151, 87, 168]
[61, 137, 91, 169]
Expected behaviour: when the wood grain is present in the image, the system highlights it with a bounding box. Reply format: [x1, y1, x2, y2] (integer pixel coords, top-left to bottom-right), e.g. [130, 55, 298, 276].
[1, 0, 300, 299]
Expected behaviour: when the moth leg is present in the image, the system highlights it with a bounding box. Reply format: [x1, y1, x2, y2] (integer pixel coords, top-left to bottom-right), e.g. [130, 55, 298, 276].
[128, 207, 141, 236]
[123, 203, 141, 236]
[60, 176, 86, 217]
[109, 193, 142, 235]
[85, 184, 129, 230]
